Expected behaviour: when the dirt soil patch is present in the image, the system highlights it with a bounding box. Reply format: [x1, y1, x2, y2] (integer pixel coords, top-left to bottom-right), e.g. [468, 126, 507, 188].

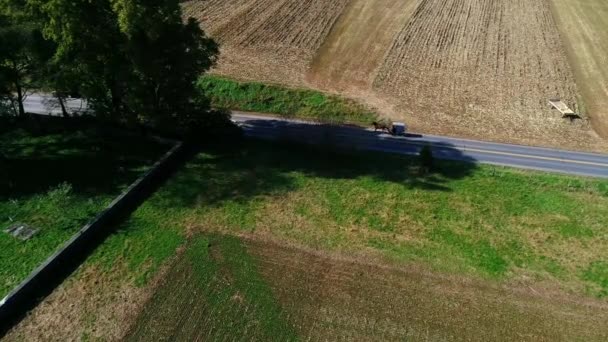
[2, 264, 164, 342]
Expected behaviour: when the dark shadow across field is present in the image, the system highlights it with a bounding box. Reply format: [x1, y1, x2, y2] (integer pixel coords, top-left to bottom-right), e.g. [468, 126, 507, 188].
[0, 117, 168, 200]
[0, 116, 174, 336]
[157, 136, 478, 211]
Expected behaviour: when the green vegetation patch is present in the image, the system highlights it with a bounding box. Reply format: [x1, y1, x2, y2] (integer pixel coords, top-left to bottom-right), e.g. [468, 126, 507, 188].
[583, 261, 608, 297]
[125, 234, 298, 341]
[77, 141, 608, 305]
[197, 75, 377, 125]
[169, 142, 607, 288]
[0, 121, 168, 298]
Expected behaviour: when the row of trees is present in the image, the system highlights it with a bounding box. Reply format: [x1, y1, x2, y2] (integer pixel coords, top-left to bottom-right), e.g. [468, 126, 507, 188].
[0, 0, 220, 132]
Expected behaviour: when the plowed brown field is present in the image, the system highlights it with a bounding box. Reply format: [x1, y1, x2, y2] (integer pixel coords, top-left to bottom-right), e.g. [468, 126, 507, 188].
[373, 0, 602, 150]
[307, 0, 417, 91]
[183, 0, 350, 86]
[182, 0, 608, 151]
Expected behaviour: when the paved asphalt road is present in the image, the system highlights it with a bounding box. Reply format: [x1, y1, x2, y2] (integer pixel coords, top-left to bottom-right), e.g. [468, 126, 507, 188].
[23, 94, 608, 178]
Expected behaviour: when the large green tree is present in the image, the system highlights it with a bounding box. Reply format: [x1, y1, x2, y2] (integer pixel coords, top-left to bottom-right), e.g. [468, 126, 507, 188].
[117, 0, 218, 127]
[26, 0, 219, 129]
[27, 0, 132, 119]
[0, 8, 53, 117]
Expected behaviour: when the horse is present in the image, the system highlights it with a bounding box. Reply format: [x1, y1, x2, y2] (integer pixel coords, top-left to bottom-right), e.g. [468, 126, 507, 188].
[372, 121, 392, 133]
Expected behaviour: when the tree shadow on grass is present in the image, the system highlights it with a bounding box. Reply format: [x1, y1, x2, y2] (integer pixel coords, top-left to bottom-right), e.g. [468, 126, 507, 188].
[0, 118, 169, 201]
[157, 118, 479, 210]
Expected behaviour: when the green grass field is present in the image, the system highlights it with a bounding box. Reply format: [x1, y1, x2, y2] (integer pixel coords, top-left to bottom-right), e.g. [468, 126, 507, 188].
[87, 140, 608, 296]
[100, 136, 608, 339]
[185, 143, 608, 294]
[8, 139, 608, 340]
[197, 75, 377, 125]
[0, 120, 168, 298]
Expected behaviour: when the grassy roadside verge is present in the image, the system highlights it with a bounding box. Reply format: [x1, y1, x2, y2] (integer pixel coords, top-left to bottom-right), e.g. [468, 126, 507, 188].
[0, 120, 168, 298]
[196, 75, 377, 125]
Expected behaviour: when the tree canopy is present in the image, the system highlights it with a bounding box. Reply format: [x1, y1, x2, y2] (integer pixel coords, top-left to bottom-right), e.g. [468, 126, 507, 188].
[0, 8, 54, 116]
[0, 0, 220, 134]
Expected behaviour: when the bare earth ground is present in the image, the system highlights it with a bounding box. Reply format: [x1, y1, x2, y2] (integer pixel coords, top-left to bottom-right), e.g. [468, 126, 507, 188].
[7, 234, 608, 341]
[182, 0, 608, 152]
[3, 266, 159, 341]
[549, 0, 608, 138]
[2, 245, 184, 342]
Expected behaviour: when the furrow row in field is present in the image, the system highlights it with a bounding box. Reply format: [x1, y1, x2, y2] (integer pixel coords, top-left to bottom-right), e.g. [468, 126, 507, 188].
[182, 0, 350, 86]
[238, 0, 349, 52]
[370, 0, 596, 149]
[190, 0, 348, 56]
[181, 0, 251, 34]
[376, 0, 577, 111]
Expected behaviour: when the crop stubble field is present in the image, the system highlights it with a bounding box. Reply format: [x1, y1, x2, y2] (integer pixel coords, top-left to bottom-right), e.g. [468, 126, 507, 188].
[182, 0, 607, 152]
[374, 0, 586, 147]
[183, 0, 350, 86]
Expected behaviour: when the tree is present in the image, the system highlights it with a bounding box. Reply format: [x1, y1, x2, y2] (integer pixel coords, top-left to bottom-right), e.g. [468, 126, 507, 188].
[0, 0, 221, 134]
[27, 0, 132, 120]
[0, 3, 54, 117]
[0, 17, 33, 116]
[0, 44, 10, 116]
[26, 0, 219, 132]
[117, 0, 219, 127]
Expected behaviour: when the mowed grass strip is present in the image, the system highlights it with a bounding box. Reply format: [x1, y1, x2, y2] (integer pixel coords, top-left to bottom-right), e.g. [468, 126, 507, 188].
[125, 235, 298, 341]
[197, 75, 377, 125]
[0, 121, 168, 298]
